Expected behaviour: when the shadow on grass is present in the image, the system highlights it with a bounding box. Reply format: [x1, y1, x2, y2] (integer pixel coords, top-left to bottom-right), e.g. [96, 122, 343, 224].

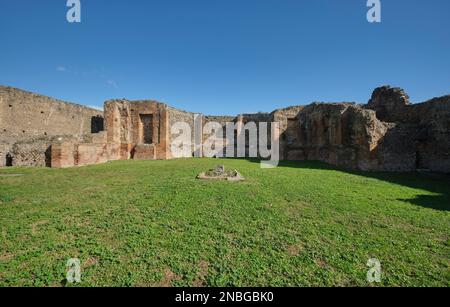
[242, 158, 450, 212]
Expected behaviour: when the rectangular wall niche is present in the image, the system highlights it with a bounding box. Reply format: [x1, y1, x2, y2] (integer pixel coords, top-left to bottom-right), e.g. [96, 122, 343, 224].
[140, 114, 154, 144]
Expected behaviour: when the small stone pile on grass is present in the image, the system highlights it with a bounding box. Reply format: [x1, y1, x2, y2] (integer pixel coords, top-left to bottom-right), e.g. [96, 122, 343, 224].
[197, 165, 245, 182]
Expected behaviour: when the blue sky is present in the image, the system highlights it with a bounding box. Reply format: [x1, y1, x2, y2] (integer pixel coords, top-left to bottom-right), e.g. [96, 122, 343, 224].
[0, 0, 449, 114]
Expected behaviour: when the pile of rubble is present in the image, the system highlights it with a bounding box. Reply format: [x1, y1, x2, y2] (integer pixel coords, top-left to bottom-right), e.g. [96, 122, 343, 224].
[197, 165, 245, 182]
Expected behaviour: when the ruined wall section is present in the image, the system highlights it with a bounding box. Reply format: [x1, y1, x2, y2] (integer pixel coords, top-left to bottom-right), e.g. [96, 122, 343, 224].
[0, 86, 103, 143]
[367, 86, 410, 123]
[201, 113, 274, 158]
[2, 85, 448, 173]
[201, 115, 234, 158]
[50, 133, 109, 168]
[105, 99, 133, 160]
[275, 103, 390, 170]
[272, 106, 305, 160]
[0, 86, 104, 167]
[366, 86, 450, 172]
[239, 113, 272, 158]
[167, 107, 196, 157]
[167, 109, 273, 159]
[272, 87, 450, 172]
[411, 95, 450, 172]
[104, 99, 170, 161]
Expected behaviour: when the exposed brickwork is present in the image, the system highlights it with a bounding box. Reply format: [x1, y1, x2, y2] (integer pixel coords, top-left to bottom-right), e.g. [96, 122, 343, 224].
[0, 86, 103, 143]
[50, 141, 76, 168]
[104, 99, 170, 161]
[1, 85, 449, 173]
[366, 90, 450, 172]
[133, 145, 156, 160]
[0, 86, 104, 167]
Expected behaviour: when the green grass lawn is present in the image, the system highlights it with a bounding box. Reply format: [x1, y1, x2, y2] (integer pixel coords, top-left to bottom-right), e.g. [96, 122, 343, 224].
[0, 159, 449, 287]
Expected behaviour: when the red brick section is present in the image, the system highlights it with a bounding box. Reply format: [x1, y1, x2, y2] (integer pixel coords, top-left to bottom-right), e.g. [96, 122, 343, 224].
[76, 143, 109, 166]
[156, 108, 170, 160]
[134, 145, 156, 160]
[50, 143, 75, 168]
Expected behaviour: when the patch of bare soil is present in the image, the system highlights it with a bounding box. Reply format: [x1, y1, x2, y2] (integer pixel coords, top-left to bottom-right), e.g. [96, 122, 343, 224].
[0, 252, 15, 262]
[192, 260, 209, 287]
[31, 220, 50, 235]
[159, 267, 182, 287]
[286, 243, 305, 256]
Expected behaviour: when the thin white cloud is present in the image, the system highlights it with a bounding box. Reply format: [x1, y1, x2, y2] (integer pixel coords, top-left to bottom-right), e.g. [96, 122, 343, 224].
[56, 66, 118, 90]
[107, 79, 118, 88]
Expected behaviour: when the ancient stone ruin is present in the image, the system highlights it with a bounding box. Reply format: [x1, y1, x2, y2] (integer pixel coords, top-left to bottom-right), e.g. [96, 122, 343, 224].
[1, 85, 449, 173]
[197, 165, 245, 182]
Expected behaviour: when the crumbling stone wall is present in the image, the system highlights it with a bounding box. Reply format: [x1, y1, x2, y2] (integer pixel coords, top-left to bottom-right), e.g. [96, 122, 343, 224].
[1, 84, 449, 173]
[202, 115, 235, 157]
[272, 105, 305, 160]
[367, 86, 450, 172]
[239, 113, 273, 158]
[367, 86, 410, 123]
[273, 103, 390, 170]
[50, 100, 191, 167]
[50, 133, 109, 168]
[168, 107, 196, 157]
[0, 86, 103, 143]
[415, 96, 450, 172]
[10, 138, 52, 167]
[270, 86, 450, 173]
[201, 113, 273, 158]
[104, 99, 170, 161]
[0, 86, 104, 167]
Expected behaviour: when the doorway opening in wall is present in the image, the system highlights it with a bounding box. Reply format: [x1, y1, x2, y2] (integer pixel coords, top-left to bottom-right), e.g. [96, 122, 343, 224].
[91, 116, 104, 133]
[415, 140, 429, 171]
[140, 114, 154, 144]
[415, 150, 430, 171]
[5, 153, 13, 167]
[45, 146, 52, 168]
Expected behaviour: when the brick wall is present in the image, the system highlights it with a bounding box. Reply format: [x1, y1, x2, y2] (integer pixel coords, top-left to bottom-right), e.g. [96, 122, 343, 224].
[0, 86, 103, 143]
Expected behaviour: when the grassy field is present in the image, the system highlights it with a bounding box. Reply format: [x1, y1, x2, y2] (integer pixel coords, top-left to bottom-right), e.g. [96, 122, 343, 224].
[0, 159, 449, 287]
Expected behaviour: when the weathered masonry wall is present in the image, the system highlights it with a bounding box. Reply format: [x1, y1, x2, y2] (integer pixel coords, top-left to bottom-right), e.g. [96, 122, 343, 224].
[0, 86, 104, 167]
[1, 85, 449, 173]
[200, 113, 273, 158]
[0, 86, 103, 142]
[366, 86, 450, 172]
[274, 103, 389, 171]
[273, 86, 450, 173]
[167, 106, 196, 157]
[50, 133, 109, 168]
[104, 99, 170, 161]
[51, 99, 173, 168]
